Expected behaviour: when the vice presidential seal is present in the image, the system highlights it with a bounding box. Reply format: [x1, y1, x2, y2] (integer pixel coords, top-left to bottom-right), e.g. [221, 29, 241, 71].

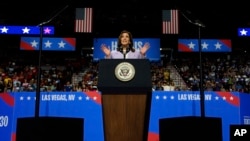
[115, 62, 135, 82]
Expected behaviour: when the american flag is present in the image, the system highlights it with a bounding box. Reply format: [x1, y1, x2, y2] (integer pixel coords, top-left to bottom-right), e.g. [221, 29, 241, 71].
[75, 8, 93, 33]
[162, 9, 179, 34]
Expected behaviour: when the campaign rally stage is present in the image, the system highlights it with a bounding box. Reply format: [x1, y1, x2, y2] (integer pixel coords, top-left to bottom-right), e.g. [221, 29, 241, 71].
[1, 91, 250, 141]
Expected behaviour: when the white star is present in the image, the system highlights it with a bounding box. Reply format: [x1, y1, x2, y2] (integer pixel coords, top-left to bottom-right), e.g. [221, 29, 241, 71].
[44, 40, 52, 48]
[27, 96, 31, 100]
[0, 26, 8, 33]
[58, 40, 66, 48]
[188, 42, 195, 49]
[78, 96, 83, 100]
[230, 96, 234, 101]
[240, 29, 248, 36]
[215, 96, 219, 100]
[163, 95, 167, 100]
[170, 95, 175, 99]
[93, 96, 97, 100]
[22, 27, 30, 34]
[86, 96, 90, 100]
[155, 95, 160, 99]
[30, 40, 38, 48]
[201, 42, 209, 49]
[44, 27, 51, 34]
[214, 42, 222, 50]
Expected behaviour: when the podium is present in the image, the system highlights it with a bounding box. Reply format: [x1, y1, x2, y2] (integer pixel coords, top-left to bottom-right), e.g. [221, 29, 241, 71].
[98, 59, 152, 141]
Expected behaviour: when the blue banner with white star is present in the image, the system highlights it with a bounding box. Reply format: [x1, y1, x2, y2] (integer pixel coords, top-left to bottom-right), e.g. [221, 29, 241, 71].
[178, 39, 232, 52]
[0, 25, 54, 35]
[20, 37, 76, 51]
[238, 28, 250, 37]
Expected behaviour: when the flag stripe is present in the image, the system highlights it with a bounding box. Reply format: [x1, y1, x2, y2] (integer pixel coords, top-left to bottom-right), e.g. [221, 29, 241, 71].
[75, 8, 93, 33]
[162, 9, 179, 34]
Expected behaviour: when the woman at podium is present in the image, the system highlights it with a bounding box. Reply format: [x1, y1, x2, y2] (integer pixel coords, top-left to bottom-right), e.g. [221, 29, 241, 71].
[101, 30, 150, 59]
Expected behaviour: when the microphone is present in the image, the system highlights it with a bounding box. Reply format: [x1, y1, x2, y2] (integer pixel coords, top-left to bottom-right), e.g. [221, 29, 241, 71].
[123, 48, 126, 59]
[194, 20, 206, 28]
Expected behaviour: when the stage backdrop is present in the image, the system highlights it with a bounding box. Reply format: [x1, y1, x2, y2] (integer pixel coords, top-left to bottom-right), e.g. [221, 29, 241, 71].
[93, 38, 161, 61]
[1, 91, 250, 141]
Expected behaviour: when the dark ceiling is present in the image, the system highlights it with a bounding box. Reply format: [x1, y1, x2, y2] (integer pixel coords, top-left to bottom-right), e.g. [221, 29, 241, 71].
[0, 1, 250, 51]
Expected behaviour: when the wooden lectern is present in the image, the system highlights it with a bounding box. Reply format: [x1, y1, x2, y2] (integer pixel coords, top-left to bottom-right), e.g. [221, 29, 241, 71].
[98, 59, 152, 141]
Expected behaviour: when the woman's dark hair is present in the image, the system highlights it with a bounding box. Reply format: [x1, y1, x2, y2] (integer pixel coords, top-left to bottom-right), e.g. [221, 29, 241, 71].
[117, 30, 135, 52]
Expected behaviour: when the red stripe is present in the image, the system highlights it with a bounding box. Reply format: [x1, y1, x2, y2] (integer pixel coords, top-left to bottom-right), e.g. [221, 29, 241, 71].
[178, 43, 193, 52]
[220, 39, 232, 48]
[84, 8, 89, 32]
[0, 92, 15, 107]
[163, 22, 166, 34]
[11, 133, 16, 141]
[64, 38, 76, 47]
[86, 8, 92, 33]
[20, 41, 36, 50]
[216, 92, 240, 107]
[84, 91, 101, 104]
[147, 132, 159, 141]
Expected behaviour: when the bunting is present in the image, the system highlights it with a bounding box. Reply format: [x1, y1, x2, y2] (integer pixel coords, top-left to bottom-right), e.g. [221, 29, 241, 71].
[178, 39, 232, 52]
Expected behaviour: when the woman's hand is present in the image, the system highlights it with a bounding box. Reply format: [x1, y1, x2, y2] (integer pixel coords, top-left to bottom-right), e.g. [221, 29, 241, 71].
[101, 44, 111, 57]
[140, 42, 150, 55]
